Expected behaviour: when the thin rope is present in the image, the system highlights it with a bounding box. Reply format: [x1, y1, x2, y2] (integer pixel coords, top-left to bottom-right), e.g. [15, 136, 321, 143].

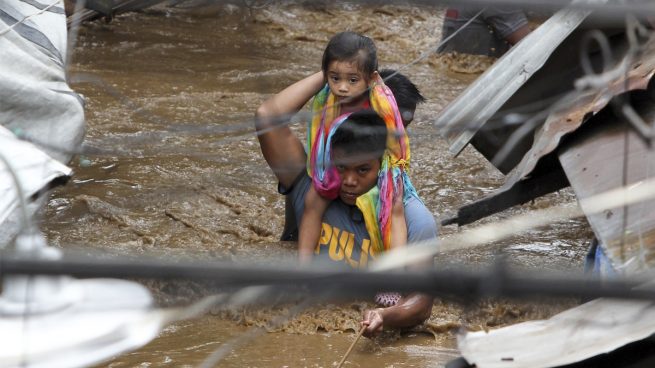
[336, 325, 366, 368]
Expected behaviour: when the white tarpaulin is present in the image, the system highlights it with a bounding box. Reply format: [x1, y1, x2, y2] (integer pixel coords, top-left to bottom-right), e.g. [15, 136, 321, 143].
[0, 0, 85, 164]
[458, 298, 655, 368]
[0, 125, 72, 226]
[0, 3, 186, 367]
[0, 0, 85, 244]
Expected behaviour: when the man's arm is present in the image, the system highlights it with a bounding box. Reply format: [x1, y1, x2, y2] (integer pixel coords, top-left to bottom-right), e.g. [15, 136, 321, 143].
[255, 71, 325, 189]
[360, 196, 437, 337]
[361, 293, 433, 337]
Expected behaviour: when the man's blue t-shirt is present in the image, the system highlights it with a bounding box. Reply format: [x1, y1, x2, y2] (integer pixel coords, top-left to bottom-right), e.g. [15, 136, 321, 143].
[281, 173, 438, 269]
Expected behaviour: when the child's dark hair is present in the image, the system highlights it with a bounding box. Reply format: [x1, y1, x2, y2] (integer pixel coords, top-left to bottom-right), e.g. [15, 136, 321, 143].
[322, 31, 378, 79]
[379, 69, 425, 127]
[331, 110, 387, 159]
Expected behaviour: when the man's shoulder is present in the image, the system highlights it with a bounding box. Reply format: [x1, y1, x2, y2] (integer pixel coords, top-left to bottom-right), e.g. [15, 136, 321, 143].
[405, 196, 438, 242]
[405, 196, 434, 219]
[281, 171, 310, 197]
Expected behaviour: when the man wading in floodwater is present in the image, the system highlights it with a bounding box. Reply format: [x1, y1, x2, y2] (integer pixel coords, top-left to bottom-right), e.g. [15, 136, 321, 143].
[255, 68, 437, 336]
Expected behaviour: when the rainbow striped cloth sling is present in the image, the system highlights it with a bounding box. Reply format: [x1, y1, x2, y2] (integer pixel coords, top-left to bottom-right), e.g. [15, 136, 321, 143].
[306, 74, 419, 256]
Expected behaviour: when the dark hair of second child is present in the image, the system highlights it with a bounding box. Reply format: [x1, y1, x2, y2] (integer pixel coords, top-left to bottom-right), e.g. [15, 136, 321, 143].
[379, 69, 426, 127]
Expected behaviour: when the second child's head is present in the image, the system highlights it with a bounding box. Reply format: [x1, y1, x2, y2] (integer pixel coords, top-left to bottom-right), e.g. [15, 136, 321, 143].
[322, 31, 378, 110]
[379, 69, 425, 127]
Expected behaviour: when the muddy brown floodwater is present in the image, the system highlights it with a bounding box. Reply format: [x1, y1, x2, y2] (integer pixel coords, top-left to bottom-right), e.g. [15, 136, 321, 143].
[40, 2, 594, 367]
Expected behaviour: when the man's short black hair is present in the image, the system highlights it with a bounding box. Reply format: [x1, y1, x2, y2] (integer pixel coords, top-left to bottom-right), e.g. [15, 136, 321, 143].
[331, 110, 387, 159]
[379, 69, 425, 127]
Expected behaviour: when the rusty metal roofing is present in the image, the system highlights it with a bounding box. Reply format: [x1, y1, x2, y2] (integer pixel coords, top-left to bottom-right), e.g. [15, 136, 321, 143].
[443, 28, 655, 228]
[503, 36, 655, 192]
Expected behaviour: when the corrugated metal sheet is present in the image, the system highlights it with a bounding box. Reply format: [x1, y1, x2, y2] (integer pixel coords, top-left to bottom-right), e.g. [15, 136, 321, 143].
[559, 95, 655, 274]
[505, 36, 655, 191]
[443, 31, 655, 227]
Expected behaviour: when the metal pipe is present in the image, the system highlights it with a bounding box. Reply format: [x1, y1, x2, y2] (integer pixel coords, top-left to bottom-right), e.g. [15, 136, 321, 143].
[2, 251, 655, 302]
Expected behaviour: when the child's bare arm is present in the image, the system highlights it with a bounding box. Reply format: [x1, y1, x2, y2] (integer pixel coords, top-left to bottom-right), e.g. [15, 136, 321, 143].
[392, 196, 429, 271]
[298, 186, 331, 264]
[390, 195, 407, 251]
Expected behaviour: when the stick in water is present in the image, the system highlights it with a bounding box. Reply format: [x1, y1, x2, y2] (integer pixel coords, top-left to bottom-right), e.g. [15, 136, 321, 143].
[336, 325, 367, 368]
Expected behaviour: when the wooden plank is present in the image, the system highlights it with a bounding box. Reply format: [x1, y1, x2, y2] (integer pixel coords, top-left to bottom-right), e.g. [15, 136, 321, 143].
[559, 96, 655, 274]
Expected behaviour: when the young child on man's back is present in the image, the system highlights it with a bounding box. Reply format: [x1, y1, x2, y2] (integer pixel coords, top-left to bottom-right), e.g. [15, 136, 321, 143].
[279, 68, 426, 244]
[298, 31, 416, 266]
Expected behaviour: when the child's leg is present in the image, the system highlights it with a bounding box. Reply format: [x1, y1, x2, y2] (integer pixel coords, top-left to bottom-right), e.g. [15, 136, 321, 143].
[375, 195, 407, 307]
[298, 186, 331, 265]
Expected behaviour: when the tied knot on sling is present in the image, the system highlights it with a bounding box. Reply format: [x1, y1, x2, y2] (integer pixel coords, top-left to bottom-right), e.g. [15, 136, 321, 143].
[392, 158, 410, 170]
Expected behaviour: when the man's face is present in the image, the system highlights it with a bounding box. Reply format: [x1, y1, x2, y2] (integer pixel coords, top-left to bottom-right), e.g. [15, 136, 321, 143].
[326, 60, 370, 109]
[332, 148, 381, 205]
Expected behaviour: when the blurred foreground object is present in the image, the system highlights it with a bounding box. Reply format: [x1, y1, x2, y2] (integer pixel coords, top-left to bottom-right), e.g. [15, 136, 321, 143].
[0, 2, 176, 367]
[0, 0, 85, 243]
[0, 235, 163, 368]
